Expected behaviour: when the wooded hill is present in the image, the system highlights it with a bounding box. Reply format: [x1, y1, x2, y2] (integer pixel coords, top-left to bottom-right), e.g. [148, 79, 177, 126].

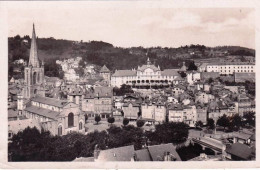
[8, 35, 255, 78]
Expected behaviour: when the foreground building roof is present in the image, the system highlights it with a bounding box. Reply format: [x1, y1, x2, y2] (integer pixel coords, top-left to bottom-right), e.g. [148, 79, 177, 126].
[96, 145, 135, 161]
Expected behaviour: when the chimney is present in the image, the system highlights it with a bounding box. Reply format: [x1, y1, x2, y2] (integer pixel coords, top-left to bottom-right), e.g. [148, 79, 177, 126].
[131, 153, 137, 162]
[94, 144, 100, 160]
[164, 151, 171, 161]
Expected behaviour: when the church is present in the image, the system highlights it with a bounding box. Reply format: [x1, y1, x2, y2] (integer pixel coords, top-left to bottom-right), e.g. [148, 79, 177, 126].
[17, 24, 85, 136]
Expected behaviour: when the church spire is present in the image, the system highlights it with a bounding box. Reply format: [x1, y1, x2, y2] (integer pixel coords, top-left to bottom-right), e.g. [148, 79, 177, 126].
[29, 23, 40, 67]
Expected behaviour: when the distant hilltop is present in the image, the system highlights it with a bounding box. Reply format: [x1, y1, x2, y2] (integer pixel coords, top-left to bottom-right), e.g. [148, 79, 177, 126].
[8, 35, 255, 73]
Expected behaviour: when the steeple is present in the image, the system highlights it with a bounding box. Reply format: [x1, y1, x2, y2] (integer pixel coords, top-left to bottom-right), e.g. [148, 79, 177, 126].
[29, 23, 40, 67]
[147, 57, 151, 65]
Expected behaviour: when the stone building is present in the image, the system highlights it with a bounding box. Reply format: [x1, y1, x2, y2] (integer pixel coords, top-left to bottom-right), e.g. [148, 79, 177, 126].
[122, 102, 140, 120]
[15, 24, 85, 136]
[111, 58, 182, 88]
[99, 65, 111, 86]
[23, 96, 85, 136]
[23, 24, 45, 99]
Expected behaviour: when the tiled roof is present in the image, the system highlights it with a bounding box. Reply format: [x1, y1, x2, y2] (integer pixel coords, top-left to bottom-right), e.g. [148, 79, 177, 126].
[135, 149, 152, 161]
[84, 92, 95, 99]
[73, 157, 94, 162]
[46, 76, 60, 82]
[161, 69, 179, 76]
[123, 101, 140, 107]
[168, 104, 183, 110]
[94, 86, 113, 97]
[100, 65, 110, 73]
[207, 62, 254, 66]
[8, 109, 18, 118]
[96, 145, 135, 161]
[68, 87, 84, 96]
[226, 143, 253, 160]
[112, 70, 137, 77]
[138, 64, 160, 72]
[31, 96, 68, 108]
[24, 105, 60, 120]
[147, 143, 182, 161]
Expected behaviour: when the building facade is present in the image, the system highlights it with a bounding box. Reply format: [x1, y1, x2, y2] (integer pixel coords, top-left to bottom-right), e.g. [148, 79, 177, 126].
[206, 62, 255, 75]
[111, 58, 182, 88]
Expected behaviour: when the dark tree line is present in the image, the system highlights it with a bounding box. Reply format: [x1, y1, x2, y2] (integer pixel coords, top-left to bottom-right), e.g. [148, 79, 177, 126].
[9, 122, 189, 161]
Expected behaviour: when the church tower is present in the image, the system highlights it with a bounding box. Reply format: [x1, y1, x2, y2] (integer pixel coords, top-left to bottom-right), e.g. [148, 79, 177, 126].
[23, 24, 45, 99]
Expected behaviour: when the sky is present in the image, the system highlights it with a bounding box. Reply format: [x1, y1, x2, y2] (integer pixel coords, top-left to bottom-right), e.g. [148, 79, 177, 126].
[7, 2, 255, 49]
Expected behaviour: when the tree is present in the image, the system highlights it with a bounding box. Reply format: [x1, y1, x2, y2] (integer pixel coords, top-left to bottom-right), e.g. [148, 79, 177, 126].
[113, 84, 134, 96]
[136, 120, 145, 127]
[107, 116, 115, 125]
[106, 125, 144, 150]
[152, 122, 189, 145]
[207, 118, 215, 130]
[95, 115, 101, 125]
[208, 78, 214, 84]
[230, 114, 242, 130]
[243, 111, 255, 127]
[217, 114, 230, 131]
[187, 61, 197, 71]
[123, 118, 129, 126]
[195, 121, 203, 129]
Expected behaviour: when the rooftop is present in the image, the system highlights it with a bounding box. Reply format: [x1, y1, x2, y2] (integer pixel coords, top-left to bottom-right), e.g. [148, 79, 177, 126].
[24, 105, 60, 120]
[226, 143, 253, 160]
[31, 96, 68, 108]
[96, 145, 135, 161]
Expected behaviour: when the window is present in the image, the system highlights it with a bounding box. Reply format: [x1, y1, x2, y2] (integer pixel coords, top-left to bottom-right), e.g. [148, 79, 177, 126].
[58, 126, 62, 136]
[79, 122, 83, 130]
[68, 113, 74, 127]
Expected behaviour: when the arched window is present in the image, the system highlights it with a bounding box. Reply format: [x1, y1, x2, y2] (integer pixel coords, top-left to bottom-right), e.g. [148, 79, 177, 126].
[68, 113, 74, 127]
[58, 126, 62, 136]
[33, 72, 37, 84]
[34, 89, 37, 94]
[79, 122, 82, 130]
[37, 72, 40, 83]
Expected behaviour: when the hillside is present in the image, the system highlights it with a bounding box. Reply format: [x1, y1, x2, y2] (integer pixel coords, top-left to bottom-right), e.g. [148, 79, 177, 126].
[8, 35, 255, 79]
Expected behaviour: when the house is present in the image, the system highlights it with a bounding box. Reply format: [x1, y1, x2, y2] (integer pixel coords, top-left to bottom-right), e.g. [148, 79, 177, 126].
[141, 102, 166, 123]
[82, 91, 95, 118]
[134, 143, 182, 161]
[195, 91, 214, 104]
[196, 104, 207, 125]
[8, 109, 18, 121]
[122, 102, 140, 120]
[186, 71, 201, 85]
[94, 145, 135, 162]
[94, 87, 113, 119]
[168, 104, 184, 122]
[225, 143, 255, 160]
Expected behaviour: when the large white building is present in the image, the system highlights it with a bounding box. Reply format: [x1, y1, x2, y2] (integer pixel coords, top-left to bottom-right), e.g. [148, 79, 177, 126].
[111, 58, 183, 87]
[206, 62, 255, 75]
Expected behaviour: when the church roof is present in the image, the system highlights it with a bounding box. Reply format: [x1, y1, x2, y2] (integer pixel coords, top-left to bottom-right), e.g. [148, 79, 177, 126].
[100, 65, 110, 73]
[24, 105, 60, 120]
[29, 24, 40, 68]
[31, 96, 68, 108]
[112, 70, 137, 77]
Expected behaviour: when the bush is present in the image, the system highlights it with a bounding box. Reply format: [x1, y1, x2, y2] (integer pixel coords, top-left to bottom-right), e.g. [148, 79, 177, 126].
[95, 115, 101, 124]
[123, 118, 129, 126]
[107, 116, 115, 125]
[136, 120, 145, 127]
